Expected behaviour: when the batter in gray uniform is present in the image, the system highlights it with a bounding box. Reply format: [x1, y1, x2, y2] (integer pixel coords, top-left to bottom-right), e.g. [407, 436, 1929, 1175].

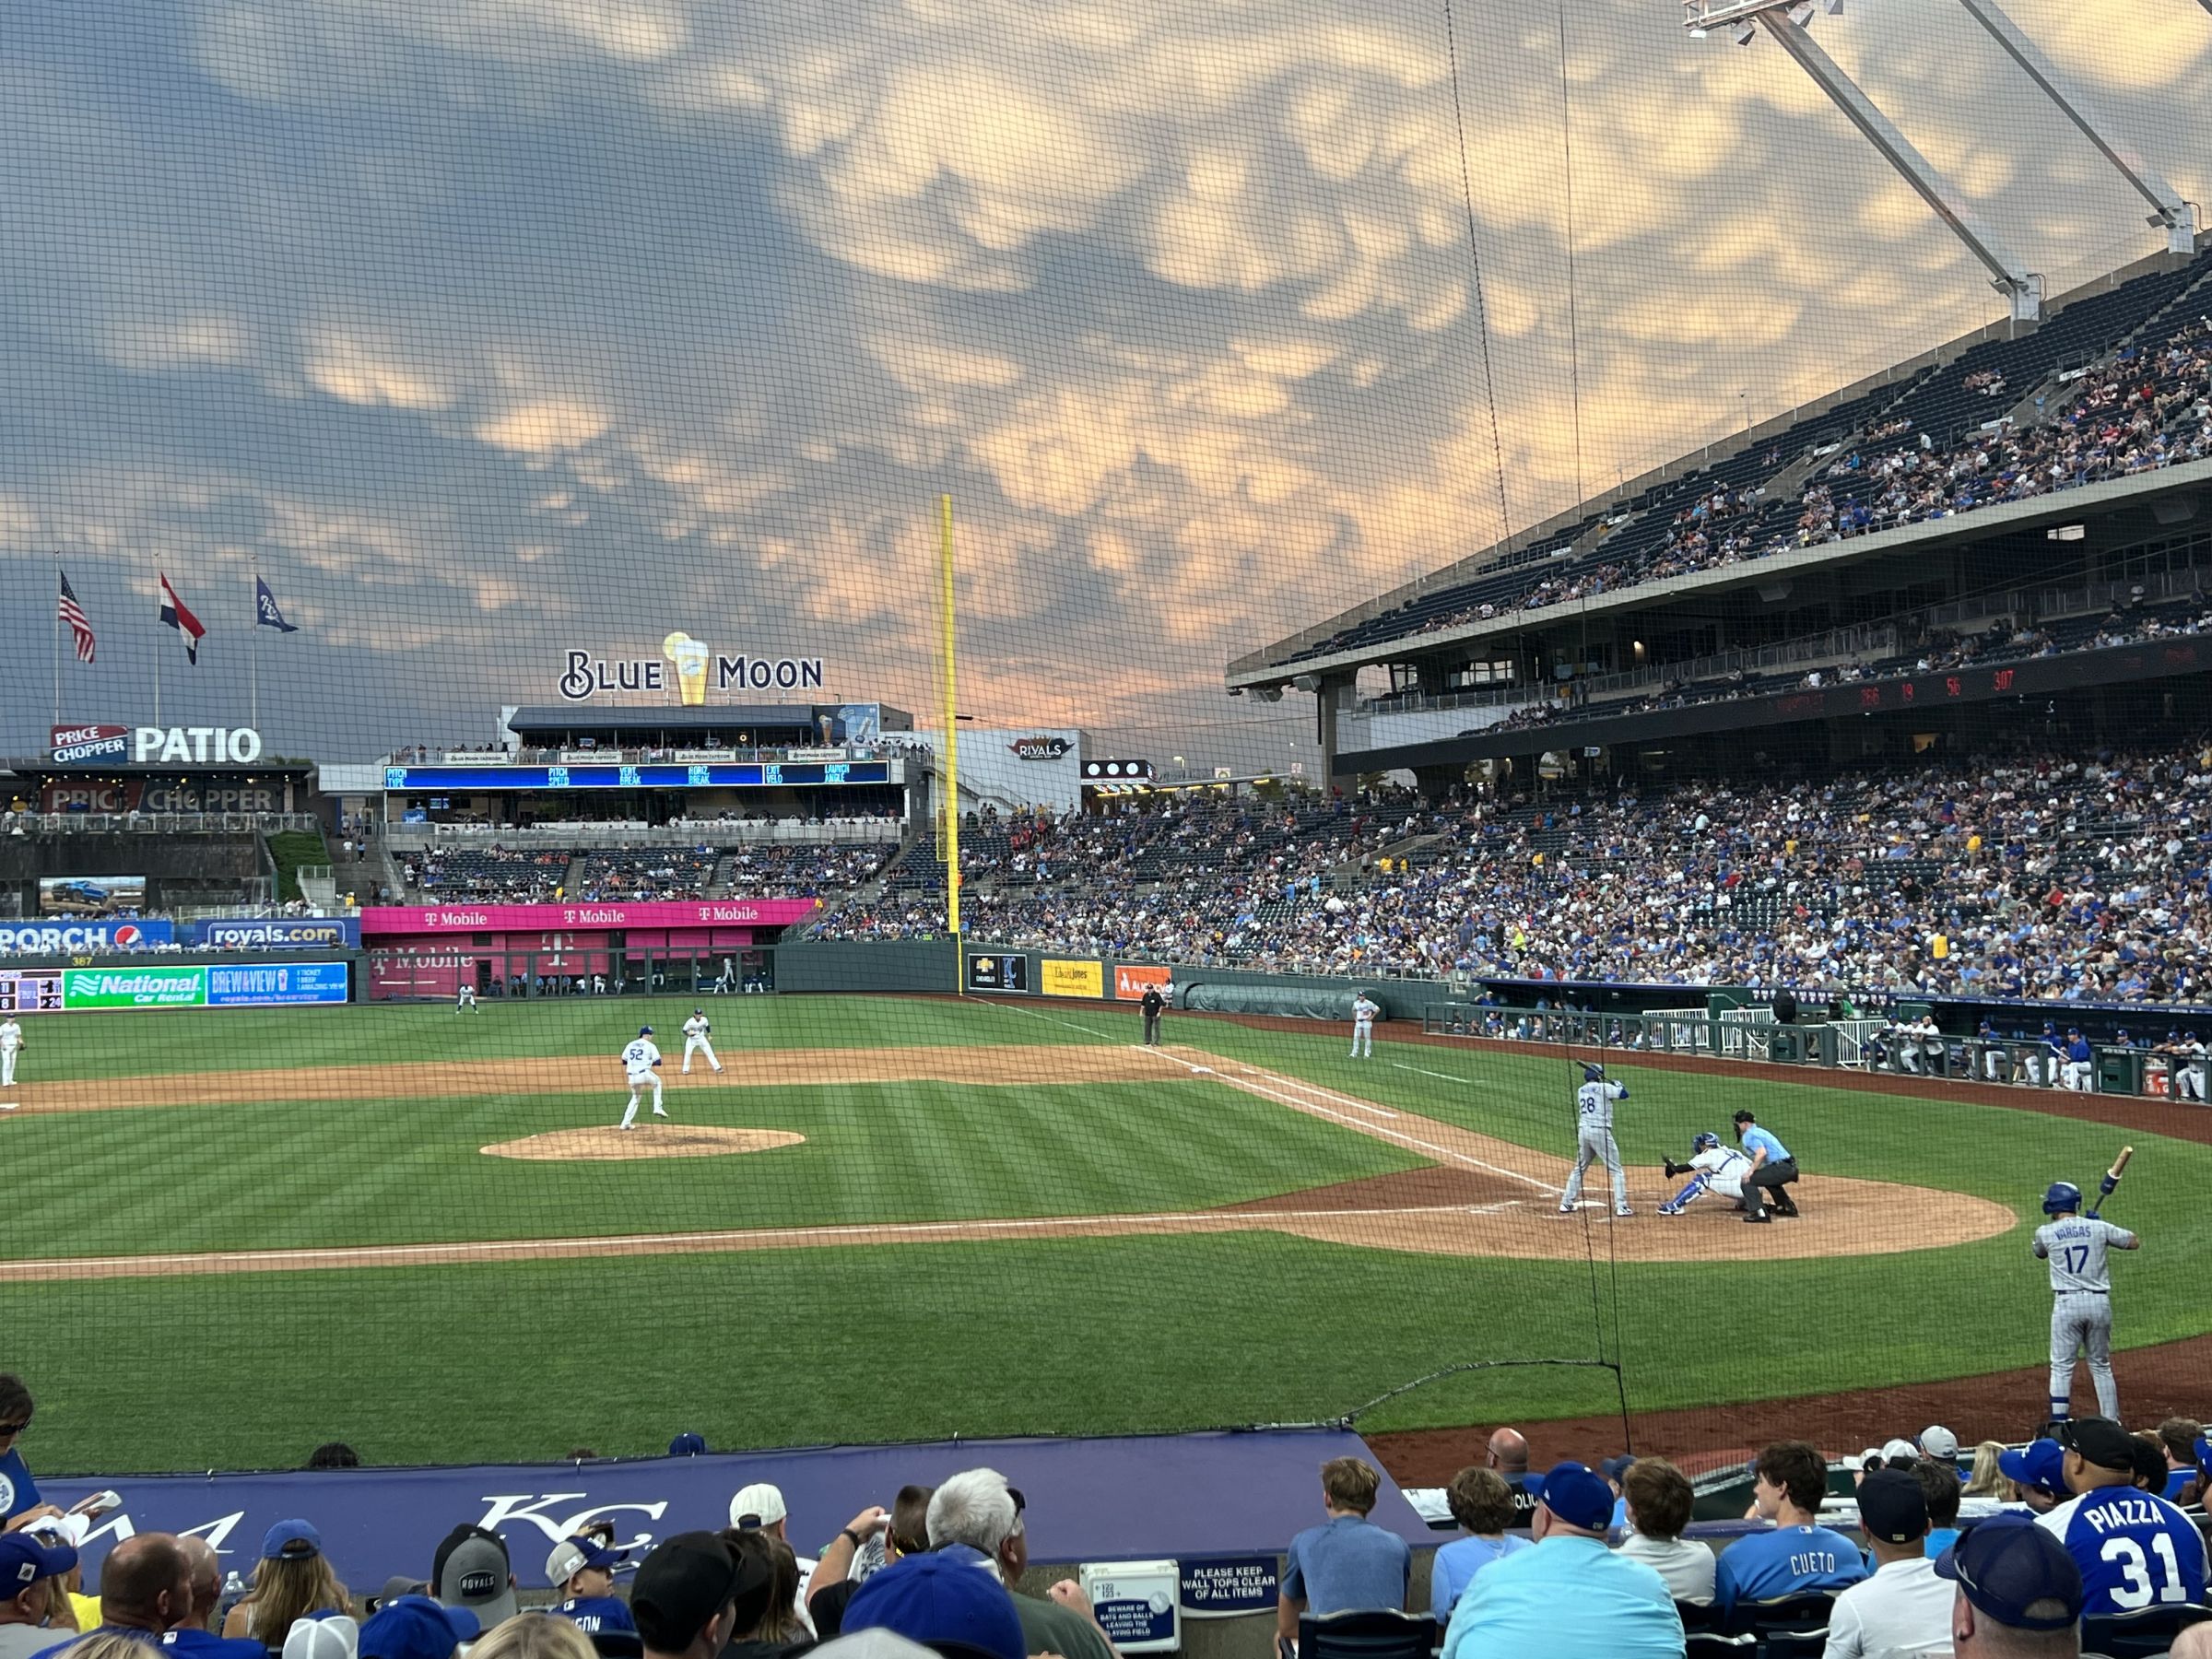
[1559, 1063, 1632, 1218]
[2032, 1180, 2139, 1422]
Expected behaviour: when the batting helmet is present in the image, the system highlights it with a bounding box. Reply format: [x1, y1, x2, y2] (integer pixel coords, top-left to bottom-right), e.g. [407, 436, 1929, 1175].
[2041, 1181, 2083, 1216]
[1693, 1132, 1720, 1153]
[639, 1024, 654, 1037]
[1582, 1063, 1606, 1082]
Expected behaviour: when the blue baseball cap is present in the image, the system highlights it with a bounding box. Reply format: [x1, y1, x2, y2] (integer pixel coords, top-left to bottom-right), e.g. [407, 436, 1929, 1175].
[1528, 1461, 1614, 1532]
[1995, 1440, 2067, 1498]
[667, 1431, 707, 1456]
[264, 1520, 324, 1560]
[1933, 1514, 2083, 1631]
[0, 1532, 77, 1590]
[845, 1551, 1026, 1659]
[359, 1595, 480, 1659]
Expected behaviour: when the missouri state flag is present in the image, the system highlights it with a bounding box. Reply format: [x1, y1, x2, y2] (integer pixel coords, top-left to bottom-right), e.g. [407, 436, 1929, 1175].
[159, 571, 206, 665]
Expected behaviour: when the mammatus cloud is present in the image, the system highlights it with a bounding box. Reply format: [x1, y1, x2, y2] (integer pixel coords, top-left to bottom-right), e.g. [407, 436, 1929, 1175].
[0, 0, 2206, 772]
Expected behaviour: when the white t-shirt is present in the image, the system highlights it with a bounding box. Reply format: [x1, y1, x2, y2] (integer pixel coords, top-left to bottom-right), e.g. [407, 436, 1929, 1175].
[622, 1038, 662, 1079]
[1617, 1533, 1716, 1604]
[0, 1018, 20, 1052]
[1819, 1555, 1954, 1657]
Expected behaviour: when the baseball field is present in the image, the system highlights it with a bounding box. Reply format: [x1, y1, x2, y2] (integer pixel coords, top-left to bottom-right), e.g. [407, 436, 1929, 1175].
[4, 992, 2209, 1476]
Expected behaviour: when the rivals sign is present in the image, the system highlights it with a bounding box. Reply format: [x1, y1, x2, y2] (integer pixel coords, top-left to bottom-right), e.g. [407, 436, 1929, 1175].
[1007, 735, 1071, 760]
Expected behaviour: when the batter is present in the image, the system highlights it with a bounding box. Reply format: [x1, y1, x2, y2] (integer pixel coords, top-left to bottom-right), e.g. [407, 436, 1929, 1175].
[2033, 1181, 2139, 1422]
[1559, 1062, 1632, 1218]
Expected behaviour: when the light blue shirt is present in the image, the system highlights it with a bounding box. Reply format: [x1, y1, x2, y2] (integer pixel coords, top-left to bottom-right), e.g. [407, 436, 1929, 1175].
[1281, 1514, 1411, 1616]
[1739, 1125, 1791, 1164]
[1712, 1524, 1866, 1613]
[1429, 1533, 1532, 1622]
[1441, 1535, 1683, 1659]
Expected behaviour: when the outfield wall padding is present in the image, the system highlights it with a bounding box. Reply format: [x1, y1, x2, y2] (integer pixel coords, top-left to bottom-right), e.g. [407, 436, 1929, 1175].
[771, 937, 958, 994]
[1178, 982, 1361, 1020]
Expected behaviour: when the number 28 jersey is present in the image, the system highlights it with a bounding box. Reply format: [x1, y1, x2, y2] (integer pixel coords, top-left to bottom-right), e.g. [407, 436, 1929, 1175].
[2032, 1217, 2135, 1292]
[2039, 1488, 2206, 1616]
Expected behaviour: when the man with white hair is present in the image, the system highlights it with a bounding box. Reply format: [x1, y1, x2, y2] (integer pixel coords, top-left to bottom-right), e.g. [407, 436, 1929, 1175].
[924, 1469, 1112, 1659]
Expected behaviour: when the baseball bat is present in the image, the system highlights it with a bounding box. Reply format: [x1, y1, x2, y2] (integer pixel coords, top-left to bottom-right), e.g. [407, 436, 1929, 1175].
[2088, 1145, 2133, 1218]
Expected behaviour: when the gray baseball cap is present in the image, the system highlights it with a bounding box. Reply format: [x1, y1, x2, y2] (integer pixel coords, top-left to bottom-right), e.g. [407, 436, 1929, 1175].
[433, 1524, 518, 1628]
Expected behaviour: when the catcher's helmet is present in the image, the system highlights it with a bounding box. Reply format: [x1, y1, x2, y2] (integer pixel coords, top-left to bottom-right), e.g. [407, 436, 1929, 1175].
[1582, 1063, 1606, 1082]
[2042, 1181, 2083, 1215]
[1693, 1132, 1721, 1153]
[639, 1024, 654, 1037]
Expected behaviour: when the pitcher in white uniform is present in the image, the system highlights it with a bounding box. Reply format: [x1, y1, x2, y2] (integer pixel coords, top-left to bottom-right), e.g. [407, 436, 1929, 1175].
[618, 1026, 666, 1128]
[681, 1009, 723, 1074]
[1559, 1062, 1632, 1218]
[2032, 1181, 2139, 1422]
[0, 1015, 21, 1088]
[1348, 993, 1378, 1059]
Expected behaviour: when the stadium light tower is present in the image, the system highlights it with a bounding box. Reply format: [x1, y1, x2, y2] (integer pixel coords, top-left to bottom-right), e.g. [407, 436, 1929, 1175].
[1953, 0, 2195, 256]
[1682, 0, 2045, 325]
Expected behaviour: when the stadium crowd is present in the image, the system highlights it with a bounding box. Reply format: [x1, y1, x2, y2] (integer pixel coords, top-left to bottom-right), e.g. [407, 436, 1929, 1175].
[5, 1365, 2207, 1659]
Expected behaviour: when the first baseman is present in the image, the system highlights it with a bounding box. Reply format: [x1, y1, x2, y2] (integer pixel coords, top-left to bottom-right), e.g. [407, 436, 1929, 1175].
[0, 1015, 21, 1089]
[1559, 1062, 1632, 1218]
[681, 1009, 723, 1074]
[618, 1026, 666, 1129]
[2034, 1181, 2139, 1421]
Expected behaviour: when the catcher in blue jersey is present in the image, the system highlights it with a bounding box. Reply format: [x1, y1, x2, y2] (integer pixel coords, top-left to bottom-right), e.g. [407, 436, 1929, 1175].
[1659, 1132, 1754, 1216]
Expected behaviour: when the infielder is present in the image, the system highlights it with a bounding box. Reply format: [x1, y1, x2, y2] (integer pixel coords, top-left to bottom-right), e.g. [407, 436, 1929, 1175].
[2033, 1181, 2139, 1422]
[681, 1008, 723, 1074]
[1559, 1062, 1632, 1218]
[1659, 1132, 1751, 1215]
[1349, 993, 1379, 1059]
[455, 982, 478, 1013]
[618, 1025, 666, 1129]
[0, 1015, 21, 1088]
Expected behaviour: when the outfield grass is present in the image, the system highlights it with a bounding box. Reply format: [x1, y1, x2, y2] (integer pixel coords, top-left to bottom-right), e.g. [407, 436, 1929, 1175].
[6, 993, 2209, 1474]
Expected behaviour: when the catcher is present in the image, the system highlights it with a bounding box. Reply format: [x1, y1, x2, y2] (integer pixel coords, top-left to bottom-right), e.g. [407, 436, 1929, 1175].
[1659, 1132, 1753, 1216]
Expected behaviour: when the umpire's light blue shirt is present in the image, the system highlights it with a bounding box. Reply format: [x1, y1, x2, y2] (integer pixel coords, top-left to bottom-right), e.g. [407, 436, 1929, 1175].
[1440, 1535, 1683, 1659]
[1281, 1514, 1411, 1616]
[1739, 1125, 1791, 1163]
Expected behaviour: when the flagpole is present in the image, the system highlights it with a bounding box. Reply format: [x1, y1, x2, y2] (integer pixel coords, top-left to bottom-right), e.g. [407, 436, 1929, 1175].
[52, 552, 61, 728]
[154, 587, 162, 732]
[251, 555, 260, 734]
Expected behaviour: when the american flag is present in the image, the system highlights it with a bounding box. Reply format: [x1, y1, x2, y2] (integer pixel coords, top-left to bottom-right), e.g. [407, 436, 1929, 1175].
[57, 569, 96, 664]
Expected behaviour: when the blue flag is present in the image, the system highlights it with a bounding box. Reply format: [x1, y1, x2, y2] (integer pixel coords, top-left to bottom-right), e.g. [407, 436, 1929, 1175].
[255, 576, 299, 633]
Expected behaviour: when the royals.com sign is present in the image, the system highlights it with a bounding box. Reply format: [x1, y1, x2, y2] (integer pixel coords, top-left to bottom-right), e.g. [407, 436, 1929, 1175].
[0, 920, 173, 955]
[196, 917, 361, 950]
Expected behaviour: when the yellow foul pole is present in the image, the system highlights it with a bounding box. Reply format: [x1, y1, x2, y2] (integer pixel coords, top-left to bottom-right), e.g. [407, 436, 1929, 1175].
[939, 494, 962, 979]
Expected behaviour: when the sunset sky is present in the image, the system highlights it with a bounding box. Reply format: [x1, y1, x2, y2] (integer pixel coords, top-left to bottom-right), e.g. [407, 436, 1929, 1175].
[3, 0, 2209, 771]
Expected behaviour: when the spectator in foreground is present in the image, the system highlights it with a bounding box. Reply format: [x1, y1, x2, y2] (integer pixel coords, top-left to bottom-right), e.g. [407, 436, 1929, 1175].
[1430, 1467, 1529, 1629]
[0, 1378, 59, 1533]
[1933, 1514, 2082, 1658]
[458, 1612, 592, 1659]
[1441, 1462, 1682, 1659]
[1277, 1456, 1411, 1648]
[842, 1554, 1023, 1659]
[926, 1469, 1112, 1659]
[280, 1618, 360, 1659]
[1996, 1441, 2067, 1515]
[0, 1531, 76, 1659]
[632, 1533, 764, 1659]
[1962, 1441, 2008, 1510]
[2039, 1417, 2206, 1617]
[729, 1486, 818, 1636]
[357, 1597, 478, 1659]
[806, 1507, 889, 1641]
[1715, 1442, 1866, 1614]
[431, 1525, 518, 1630]
[1616, 1458, 1714, 1605]
[543, 1535, 636, 1636]
[1823, 1469, 1949, 1658]
[2173, 1627, 2212, 1659]
[223, 1524, 351, 1642]
[723, 1532, 810, 1659]
[1913, 1459, 1964, 1559]
[171, 1538, 271, 1659]
[33, 1534, 194, 1658]
[2155, 1418, 2202, 1501]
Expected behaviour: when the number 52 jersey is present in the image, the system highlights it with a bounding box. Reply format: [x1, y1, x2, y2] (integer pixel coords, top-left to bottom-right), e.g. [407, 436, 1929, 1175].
[2039, 1488, 2206, 1616]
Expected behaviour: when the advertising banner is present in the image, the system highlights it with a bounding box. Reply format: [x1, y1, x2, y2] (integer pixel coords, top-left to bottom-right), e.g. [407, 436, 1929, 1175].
[1113, 963, 1173, 1002]
[38, 876, 147, 915]
[1041, 959, 1104, 999]
[63, 966, 207, 1008]
[39, 781, 286, 814]
[966, 952, 1030, 994]
[197, 917, 362, 951]
[0, 919, 172, 955]
[18, 962, 351, 1011]
[361, 900, 820, 935]
[49, 723, 130, 763]
[206, 962, 351, 1006]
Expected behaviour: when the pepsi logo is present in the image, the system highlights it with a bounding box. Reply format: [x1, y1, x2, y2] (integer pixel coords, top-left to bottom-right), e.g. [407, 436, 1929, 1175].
[112, 924, 144, 948]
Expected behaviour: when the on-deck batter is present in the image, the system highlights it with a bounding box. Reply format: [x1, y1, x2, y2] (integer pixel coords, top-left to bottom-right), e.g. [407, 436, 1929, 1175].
[1559, 1062, 1632, 1218]
[2033, 1181, 2139, 1422]
[681, 1009, 723, 1074]
[618, 1026, 666, 1129]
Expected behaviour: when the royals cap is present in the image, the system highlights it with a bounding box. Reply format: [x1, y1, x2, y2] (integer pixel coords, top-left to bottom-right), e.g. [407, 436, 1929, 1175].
[2058, 1417, 2136, 1472]
[730, 1482, 789, 1529]
[264, 1521, 324, 1560]
[668, 1431, 708, 1456]
[360, 1597, 478, 1659]
[1934, 1513, 2083, 1631]
[1919, 1426, 1960, 1460]
[843, 1550, 1026, 1659]
[0, 1532, 77, 1590]
[1527, 1461, 1614, 1533]
[432, 1524, 518, 1628]
[546, 1534, 628, 1587]
[1855, 1470, 1928, 1545]
[1996, 1439, 2067, 1497]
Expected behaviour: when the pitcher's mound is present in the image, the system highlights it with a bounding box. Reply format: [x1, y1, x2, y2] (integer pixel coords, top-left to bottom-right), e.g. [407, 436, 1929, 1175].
[484, 1126, 806, 1162]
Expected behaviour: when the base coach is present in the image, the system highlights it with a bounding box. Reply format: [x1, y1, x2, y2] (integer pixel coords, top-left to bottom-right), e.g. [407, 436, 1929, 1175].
[1140, 985, 1165, 1047]
[1733, 1110, 1801, 1223]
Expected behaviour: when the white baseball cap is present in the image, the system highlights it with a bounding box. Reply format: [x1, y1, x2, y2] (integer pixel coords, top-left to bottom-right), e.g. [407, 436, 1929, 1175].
[730, 1483, 788, 1529]
[1919, 1426, 1960, 1460]
[1880, 1438, 1919, 1465]
[283, 1616, 359, 1659]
